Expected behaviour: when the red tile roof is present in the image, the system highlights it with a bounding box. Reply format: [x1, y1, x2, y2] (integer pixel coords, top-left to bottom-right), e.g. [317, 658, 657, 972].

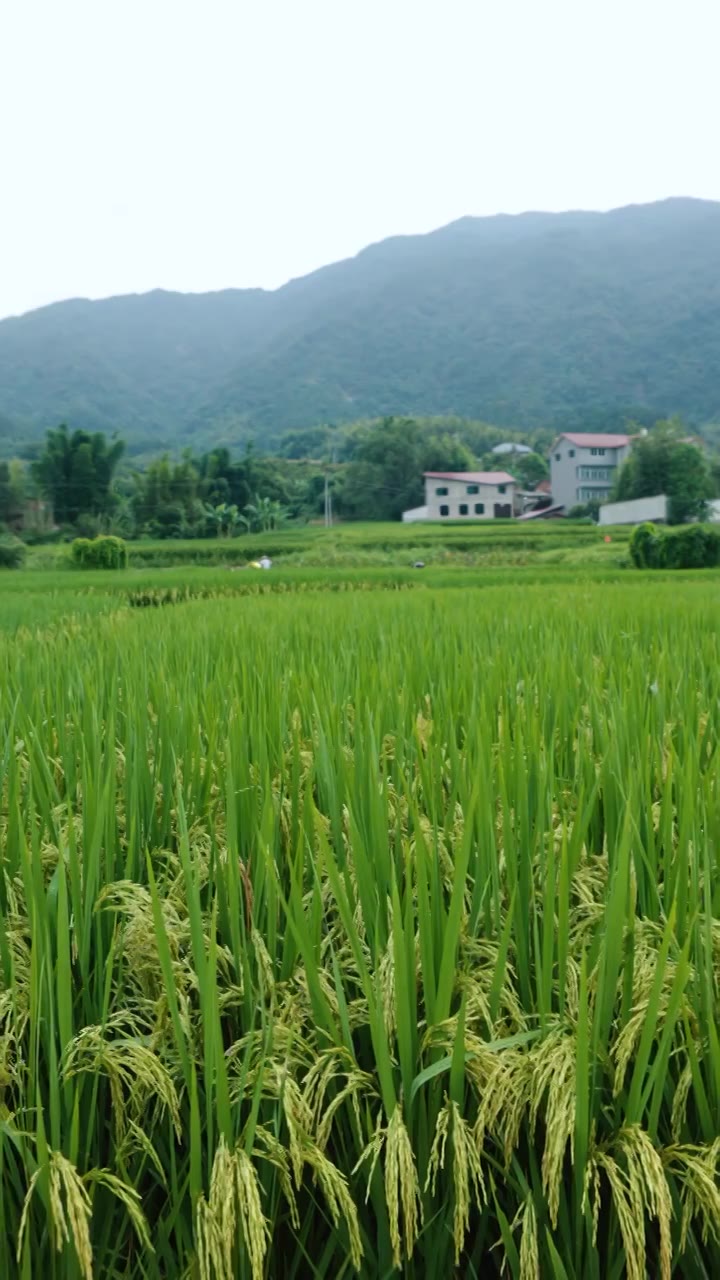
[558, 433, 631, 448]
[424, 471, 515, 484]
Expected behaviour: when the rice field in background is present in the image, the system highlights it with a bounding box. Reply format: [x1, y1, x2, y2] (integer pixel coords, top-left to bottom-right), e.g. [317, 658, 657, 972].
[0, 578, 719, 1278]
[25, 520, 633, 573]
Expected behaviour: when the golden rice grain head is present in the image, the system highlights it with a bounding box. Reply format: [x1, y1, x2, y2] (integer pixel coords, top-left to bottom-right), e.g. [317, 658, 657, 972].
[385, 1105, 422, 1268]
[303, 1142, 363, 1271]
[518, 1196, 539, 1280]
[234, 1149, 269, 1280]
[529, 1033, 576, 1228]
[209, 1137, 238, 1280]
[427, 1099, 485, 1263]
[83, 1168, 153, 1255]
[18, 1152, 94, 1280]
[617, 1126, 672, 1280]
[662, 1140, 720, 1254]
[252, 1125, 300, 1230]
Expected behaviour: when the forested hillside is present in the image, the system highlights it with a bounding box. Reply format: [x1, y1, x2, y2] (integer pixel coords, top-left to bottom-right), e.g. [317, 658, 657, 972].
[2, 198, 720, 453]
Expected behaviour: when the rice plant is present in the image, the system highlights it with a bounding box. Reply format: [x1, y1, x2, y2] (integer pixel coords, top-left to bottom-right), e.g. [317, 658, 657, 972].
[0, 579, 718, 1277]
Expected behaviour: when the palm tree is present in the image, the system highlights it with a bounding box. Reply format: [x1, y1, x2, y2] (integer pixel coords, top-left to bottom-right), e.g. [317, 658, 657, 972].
[243, 495, 289, 532]
[205, 502, 241, 537]
[267, 499, 289, 529]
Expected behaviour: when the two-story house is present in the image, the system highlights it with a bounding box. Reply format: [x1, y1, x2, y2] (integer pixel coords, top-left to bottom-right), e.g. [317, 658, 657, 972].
[549, 433, 632, 511]
[423, 471, 516, 519]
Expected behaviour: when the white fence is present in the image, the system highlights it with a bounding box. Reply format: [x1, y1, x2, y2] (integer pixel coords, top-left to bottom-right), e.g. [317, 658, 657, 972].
[599, 495, 668, 526]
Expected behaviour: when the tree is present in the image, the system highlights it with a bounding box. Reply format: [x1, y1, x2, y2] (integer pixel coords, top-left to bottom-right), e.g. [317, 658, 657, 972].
[204, 502, 242, 537]
[512, 451, 549, 490]
[242, 495, 288, 533]
[666, 444, 714, 524]
[336, 418, 425, 521]
[32, 425, 125, 525]
[278, 425, 335, 459]
[483, 448, 549, 491]
[131, 453, 201, 537]
[422, 434, 476, 474]
[613, 419, 712, 524]
[197, 448, 232, 506]
[196, 443, 291, 512]
[337, 417, 487, 521]
[0, 460, 24, 529]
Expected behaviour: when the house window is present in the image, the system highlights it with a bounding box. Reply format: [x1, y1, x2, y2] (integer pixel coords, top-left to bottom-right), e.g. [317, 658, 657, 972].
[459, 503, 469, 516]
[498, 484, 506, 494]
[474, 502, 485, 515]
[569, 449, 575, 457]
[466, 484, 479, 495]
[439, 504, 449, 517]
[555, 453, 561, 461]
[590, 448, 606, 457]
[435, 486, 449, 496]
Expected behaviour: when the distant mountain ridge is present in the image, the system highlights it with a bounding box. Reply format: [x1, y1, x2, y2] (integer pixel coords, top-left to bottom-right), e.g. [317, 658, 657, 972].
[2, 197, 720, 453]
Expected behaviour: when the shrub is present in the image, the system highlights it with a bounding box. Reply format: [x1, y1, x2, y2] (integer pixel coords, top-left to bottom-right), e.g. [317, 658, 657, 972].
[567, 500, 600, 521]
[70, 535, 128, 570]
[73, 513, 104, 539]
[630, 522, 720, 569]
[0, 536, 26, 569]
[629, 522, 665, 568]
[664, 524, 720, 569]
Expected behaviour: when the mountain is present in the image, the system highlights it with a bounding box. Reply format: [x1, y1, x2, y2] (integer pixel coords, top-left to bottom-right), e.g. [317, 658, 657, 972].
[3, 197, 720, 454]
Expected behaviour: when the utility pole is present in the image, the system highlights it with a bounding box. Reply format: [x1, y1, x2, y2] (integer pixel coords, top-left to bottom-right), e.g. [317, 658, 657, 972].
[324, 442, 336, 527]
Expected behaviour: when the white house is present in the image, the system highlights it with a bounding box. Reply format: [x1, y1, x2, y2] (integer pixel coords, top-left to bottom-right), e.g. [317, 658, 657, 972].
[491, 442, 532, 456]
[550, 433, 632, 511]
[422, 471, 517, 520]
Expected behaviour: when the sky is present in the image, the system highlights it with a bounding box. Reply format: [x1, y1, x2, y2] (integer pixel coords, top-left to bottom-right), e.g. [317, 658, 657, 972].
[0, 0, 718, 319]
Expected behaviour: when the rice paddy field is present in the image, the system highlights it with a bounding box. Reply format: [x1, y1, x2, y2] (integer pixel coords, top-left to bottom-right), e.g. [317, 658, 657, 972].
[1, 561, 719, 1278]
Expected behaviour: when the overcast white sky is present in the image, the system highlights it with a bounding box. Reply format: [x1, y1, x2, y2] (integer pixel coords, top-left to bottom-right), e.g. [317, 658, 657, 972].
[0, 0, 717, 319]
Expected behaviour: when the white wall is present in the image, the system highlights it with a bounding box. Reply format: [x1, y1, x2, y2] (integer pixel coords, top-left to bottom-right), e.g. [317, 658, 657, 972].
[599, 494, 668, 525]
[402, 506, 428, 523]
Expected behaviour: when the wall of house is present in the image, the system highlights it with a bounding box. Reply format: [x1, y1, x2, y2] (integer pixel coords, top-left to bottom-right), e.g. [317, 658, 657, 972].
[550, 441, 630, 509]
[550, 441, 581, 510]
[424, 478, 515, 519]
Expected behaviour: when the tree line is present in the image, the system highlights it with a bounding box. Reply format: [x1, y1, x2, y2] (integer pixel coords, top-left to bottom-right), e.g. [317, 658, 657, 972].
[0, 418, 550, 539]
[1, 416, 717, 542]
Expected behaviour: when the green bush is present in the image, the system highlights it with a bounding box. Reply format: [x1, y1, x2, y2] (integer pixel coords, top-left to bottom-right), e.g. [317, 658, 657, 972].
[629, 522, 665, 568]
[665, 524, 720, 569]
[0, 536, 26, 569]
[630, 522, 720, 569]
[567, 500, 600, 521]
[70, 535, 128, 570]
